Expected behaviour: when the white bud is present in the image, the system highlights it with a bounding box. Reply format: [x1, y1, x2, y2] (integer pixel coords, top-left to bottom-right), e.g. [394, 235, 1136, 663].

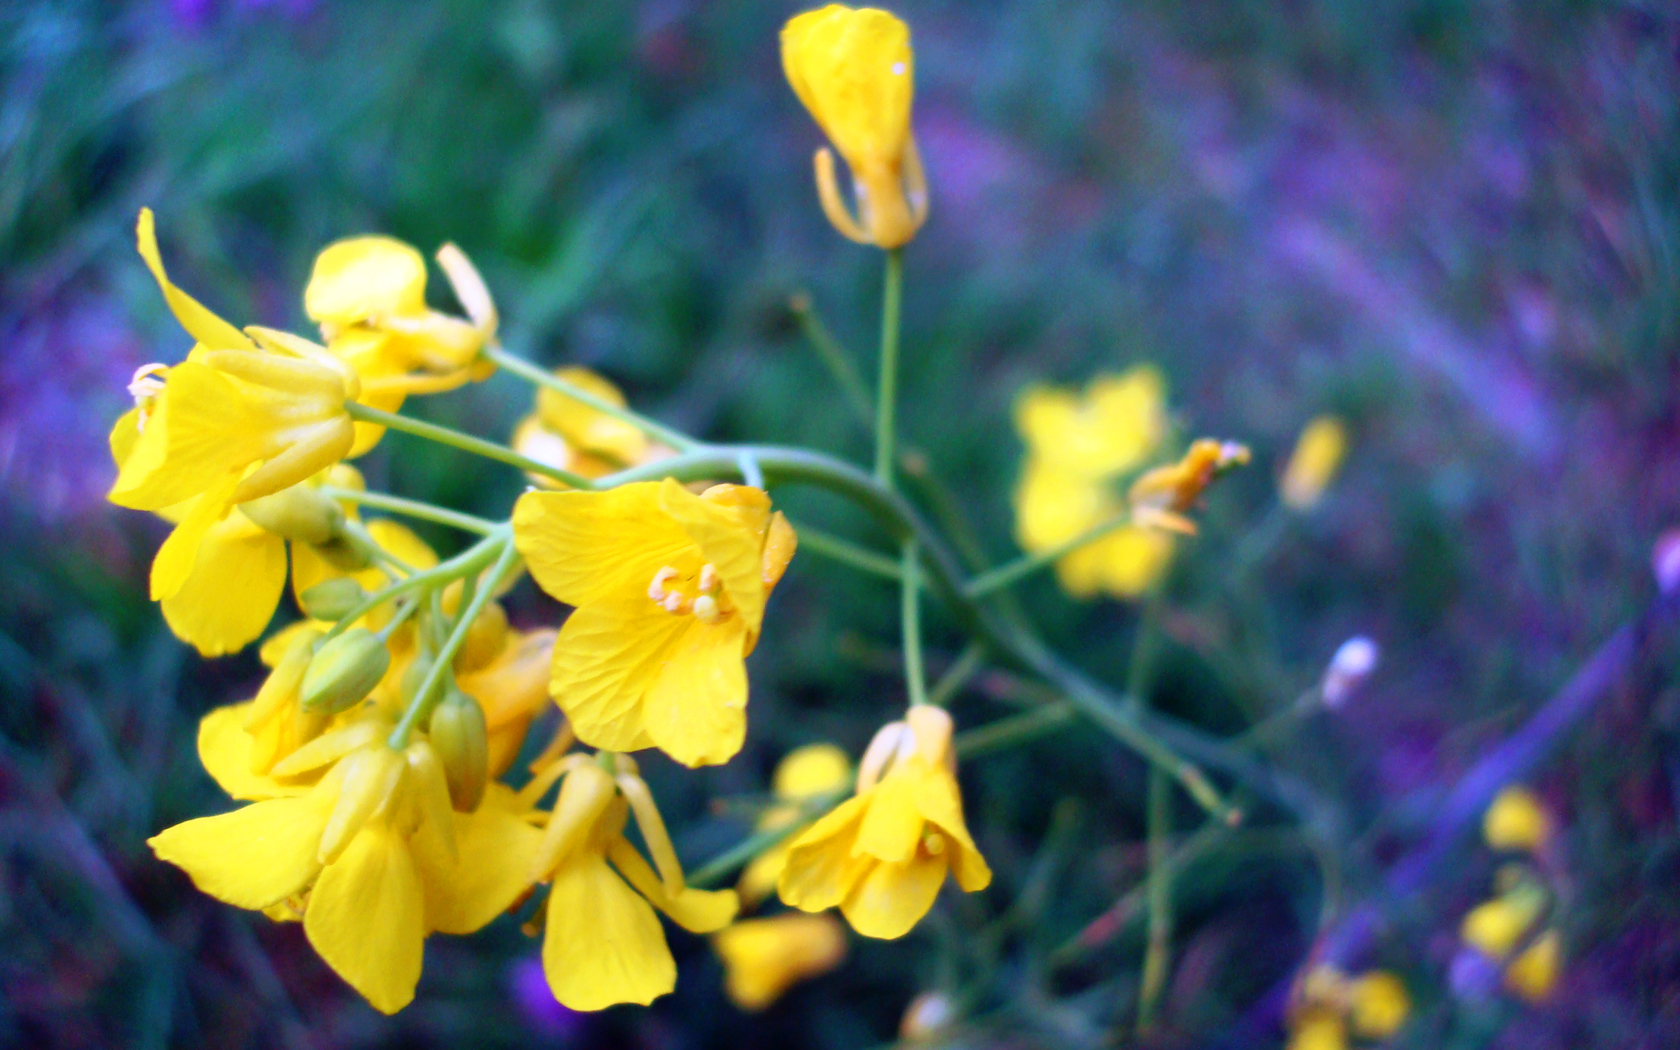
[1322, 635, 1379, 708]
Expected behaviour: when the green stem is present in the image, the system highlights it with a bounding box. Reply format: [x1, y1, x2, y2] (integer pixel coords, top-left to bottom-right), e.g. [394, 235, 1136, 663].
[321, 529, 506, 644]
[1139, 766, 1174, 1031]
[346, 402, 595, 490]
[965, 507, 1137, 598]
[874, 247, 904, 487]
[482, 343, 700, 453]
[927, 641, 985, 708]
[901, 539, 927, 708]
[319, 485, 498, 535]
[953, 700, 1076, 759]
[389, 534, 521, 749]
[790, 292, 873, 428]
[794, 524, 902, 580]
[686, 790, 847, 889]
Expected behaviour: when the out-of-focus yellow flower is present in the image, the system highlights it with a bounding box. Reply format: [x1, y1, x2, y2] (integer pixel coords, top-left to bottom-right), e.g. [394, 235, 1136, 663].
[778, 706, 991, 939]
[1011, 369, 1177, 600]
[1348, 970, 1410, 1038]
[513, 480, 797, 767]
[1281, 416, 1349, 511]
[1461, 887, 1546, 959]
[782, 5, 926, 248]
[151, 729, 542, 1014]
[1128, 438, 1251, 534]
[738, 744, 853, 907]
[529, 752, 737, 1010]
[1483, 786, 1552, 854]
[306, 237, 498, 455]
[1504, 929, 1561, 1002]
[1287, 1007, 1348, 1050]
[510, 367, 673, 488]
[712, 912, 847, 1011]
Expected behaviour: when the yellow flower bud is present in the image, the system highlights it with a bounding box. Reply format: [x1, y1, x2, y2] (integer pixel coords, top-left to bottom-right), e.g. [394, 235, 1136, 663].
[1483, 786, 1551, 853]
[301, 628, 392, 714]
[1348, 971, 1410, 1038]
[298, 577, 369, 622]
[429, 688, 490, 813]
[1504, 929, 1561, 1002]
[1281, 415, 1348, 511]
[455, 600, 509, 674]
[237, 484, 347, 546]
[1287, 1008, 1348, 1050]
[782, 5, 927, 248]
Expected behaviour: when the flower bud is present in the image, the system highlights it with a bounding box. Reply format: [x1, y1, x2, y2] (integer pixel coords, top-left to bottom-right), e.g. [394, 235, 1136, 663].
[300, 628, 391, 714]
[899, 990, 954, 1042]
[456, 600, 509, 673]
[429, 687, 489, 812]
[298, 577, 369, 622]
[1321, 636, 1379, 709]
[239, 484, 346, 546]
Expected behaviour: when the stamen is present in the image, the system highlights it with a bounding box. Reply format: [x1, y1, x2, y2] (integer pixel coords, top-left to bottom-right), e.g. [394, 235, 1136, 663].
[698, 563, 718, 593]
[692, 594, 721, 624]
[648, 566, 678, 602]
[661, 591, 686, 614]
[128, 363, 169, 431]
[923, 830, 945, 855]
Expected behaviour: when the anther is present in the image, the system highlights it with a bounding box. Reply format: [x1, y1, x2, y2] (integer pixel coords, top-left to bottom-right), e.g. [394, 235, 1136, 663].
[698, 563, 718, 593]
[692, 594, 721, 624]
[648, 566, 678, 603]
[661, 591, 686, 614]
[923, 830, 945, 855]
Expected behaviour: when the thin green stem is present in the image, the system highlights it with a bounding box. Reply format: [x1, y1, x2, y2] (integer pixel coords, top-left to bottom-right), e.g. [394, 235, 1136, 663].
[319, 485, 498, 535]
[901, 539, 927, 708]
[873, 247, 904, 487]
[686, 790, 847, 889]
[389, 534, 521, 749]
[795, 524, 902, 580]
[965, 507, 1137, 598]
[321, 529, 506, 644]
[953, 700, 1076, 759]
[346, 402, 595, 489]
[1139, 766, 1174, 1032]
[482, 343, 700, 453]
[790, 292, 873, 428]
[927, 641, 984, 708]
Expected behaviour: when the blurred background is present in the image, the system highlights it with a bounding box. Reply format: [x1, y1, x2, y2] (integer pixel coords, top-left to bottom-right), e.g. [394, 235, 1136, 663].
[3, 0, 1679, 1047]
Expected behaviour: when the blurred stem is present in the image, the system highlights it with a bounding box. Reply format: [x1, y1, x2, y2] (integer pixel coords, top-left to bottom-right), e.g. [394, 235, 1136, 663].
[482, 343, 700, 453]
[389, 534, 520, 749]
[792, 524, 902, 580]
[346, 402, 593, 489]
[953, 699, 1076, 759]
[928, 642, 985, 708]
[686, 790, 847, 889]
[966, 511, 1142, 599]
[902, 539, 927, 708]
[790, 292, 874, 427]
[318, 485, 498, 535]
[320, 527, 508, 645]
[1138, 766, 1174, 1032]
[874, 247, 904, 488]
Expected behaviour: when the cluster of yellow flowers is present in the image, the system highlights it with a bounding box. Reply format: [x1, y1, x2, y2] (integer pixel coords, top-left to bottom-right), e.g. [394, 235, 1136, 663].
[1458, 786, 1563, 1003]
[1287, 966, 1411, 1050]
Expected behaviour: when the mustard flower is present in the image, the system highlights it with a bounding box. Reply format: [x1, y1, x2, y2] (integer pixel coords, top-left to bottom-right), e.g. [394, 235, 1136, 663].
[738, 743, 854, 907]
[512, 480, 798, 767]
[782, 5, 926, 248]
[527, 752, 738, 1010]
[778, 706, 991, 939]
[510, 366, 673, 488]
[712, 913, 847, 1011]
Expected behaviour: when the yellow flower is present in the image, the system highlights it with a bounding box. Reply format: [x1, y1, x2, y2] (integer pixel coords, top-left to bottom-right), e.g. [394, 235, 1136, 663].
[1015, 461, 1175, 598]
[1014, 369, 1168, 481]
[1504, 929, 1561, 1002]
[1461, 887, 1545, 959]
[1287, 1007, 1348, 1050]
[712, 913, 847, 1011]
[512, 479, 798, 767]
[1348, 970, 1410, 1038]
[1127, 438, 1252, 534]
[306, 236, 498, 455]
[782, 5, 926, 248]
[510, 367, 674, 489]
[778, 706, 991, 939]
[738, 743, 854, 907]
[1483, 786, 1552, 854]
[150, 729, 542, 1014]
[1281, 416, 1349, 511]
[529, 752, 738, 1010]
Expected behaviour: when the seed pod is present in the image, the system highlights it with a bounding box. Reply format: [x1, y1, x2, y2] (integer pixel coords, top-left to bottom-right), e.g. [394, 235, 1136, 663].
[430, 686, 489, 812]
[300, 628, 391, 714]
[298, 577, 369, 622]
[239, 485, 346, 546]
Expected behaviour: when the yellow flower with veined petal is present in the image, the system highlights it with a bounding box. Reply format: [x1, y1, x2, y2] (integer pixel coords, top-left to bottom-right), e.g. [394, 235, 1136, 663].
[778, 706, 991, 939]
[738, 743, 853, 907]
[782, 6, 926, 248]
[527, 752, 738, 1010]
[713, 913, 847, 1011]
[512, 479, 798, 767]
[151, 728, 542, 1014]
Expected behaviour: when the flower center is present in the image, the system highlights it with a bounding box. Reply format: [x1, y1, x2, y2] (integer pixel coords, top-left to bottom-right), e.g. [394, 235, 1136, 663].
[647, 563, 730, 624]
[128, 363, 169, 432]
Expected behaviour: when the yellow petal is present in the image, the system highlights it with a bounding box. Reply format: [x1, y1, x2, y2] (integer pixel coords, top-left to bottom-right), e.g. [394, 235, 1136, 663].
[781, 6, 913, 171]
[713, 913, 847, 1012]
[644, 616, 749, 768]
[1505, 930, 1560, 1002]
[658, 480, 769, 630]
[1091, 527, 1174, 599]
[840, 849, 947, 940]
[542, 852, 676, 1011]
[305, 237, 428, 326]
[548, 598, 683, 754]
[777, 794, 873, 913]
[1013, 460, 1113, 553]
[161, 513, 288, 657]
[774, 744, 852, 800]
[413, 787, 543, 934]
[111, 361, 267, 510]
[148, 795, 328, 909]
[197, 702, 309, 801]
[513, 483, 693, 609]
[534, 367, 648, 465]
[149, 473, 241, 603]
[852, 769, 923, 863]
[135, 208, 254, 351]
[606, 838, 739, 934]
[304, 825, 425, 1015]
[1281, 415, 1348, 511]
[911, 767, 991, 892]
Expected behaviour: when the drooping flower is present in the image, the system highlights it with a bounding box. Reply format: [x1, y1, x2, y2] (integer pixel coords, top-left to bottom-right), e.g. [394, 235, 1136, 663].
[782, 5, 926, 248]
[150, 727, 542, 1013]
[778, 706, 990, 939]
[712, 913, 847, 1011]
[1483, 785, 1552, 854]
[1281, 415, 1349, 511]
[512, 479, 798, 767]
[738, 743, 853, 907]
[510, 367, 673, 489]
[527, 752, 738, 1010]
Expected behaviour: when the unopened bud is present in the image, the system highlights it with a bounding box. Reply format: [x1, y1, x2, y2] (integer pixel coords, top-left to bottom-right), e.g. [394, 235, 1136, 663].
[899, 991, 955, 1042]
[1654, 528, 1680, 595]
[301, 628, 391, 714]
[455, 601, 509, 673]
[239, 485, 346, 546]
[299, 577, 369, 622]
[1321, 635, 1379, 708]
[430, 687, 489, 812]
[401, 651, 434, 705]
